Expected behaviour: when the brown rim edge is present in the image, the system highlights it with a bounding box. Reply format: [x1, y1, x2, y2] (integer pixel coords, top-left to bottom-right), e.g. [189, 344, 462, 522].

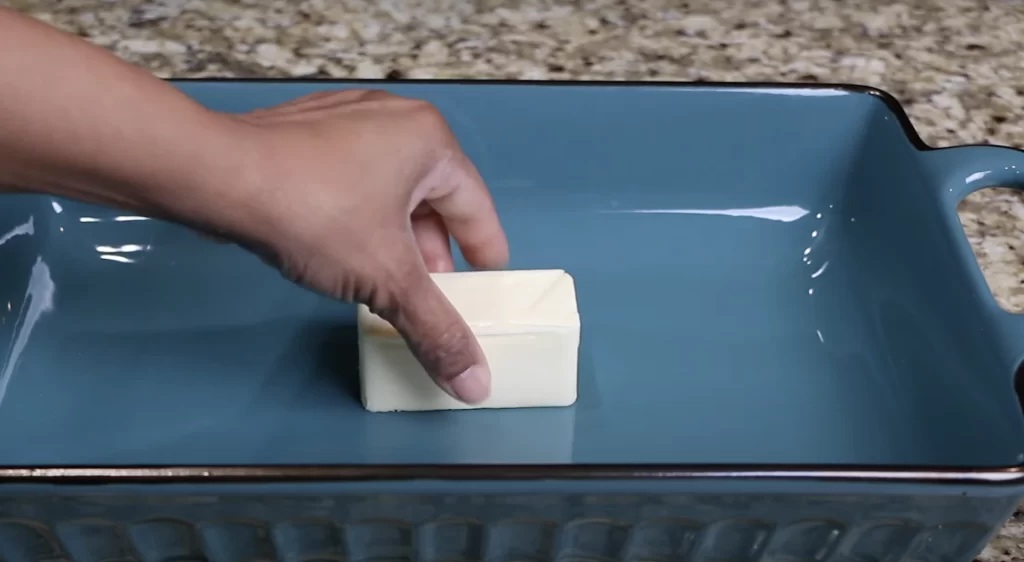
[1, 465, 1024, 485]
[4, 79, 1020, 486]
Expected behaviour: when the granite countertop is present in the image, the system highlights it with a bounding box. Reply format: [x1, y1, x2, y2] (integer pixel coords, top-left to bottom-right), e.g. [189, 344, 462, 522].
[6, 0, 1024, 558]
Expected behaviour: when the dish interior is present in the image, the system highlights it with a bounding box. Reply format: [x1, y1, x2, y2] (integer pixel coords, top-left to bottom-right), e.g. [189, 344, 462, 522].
[0, 82, 1021, 468]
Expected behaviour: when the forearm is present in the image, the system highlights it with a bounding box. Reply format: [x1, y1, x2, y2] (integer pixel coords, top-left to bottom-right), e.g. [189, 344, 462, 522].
[0, 8, 251, 226]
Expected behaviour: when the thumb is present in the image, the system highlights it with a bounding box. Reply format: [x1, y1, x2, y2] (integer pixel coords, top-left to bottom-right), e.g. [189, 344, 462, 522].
[379, 269, 491, 404]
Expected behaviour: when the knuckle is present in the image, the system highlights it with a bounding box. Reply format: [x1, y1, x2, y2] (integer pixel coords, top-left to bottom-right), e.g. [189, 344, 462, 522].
[382, 260, 427, 297]
[408, 101, 450, 132]
[274, 245, 372, 305]
[277, 255, 310, 287]
[363, 282, 401, 319]
[365, 259, 421, 315]
[328, 274, 365, 304]
[298, 91, 328, 100]
[361, 89, 393, 100]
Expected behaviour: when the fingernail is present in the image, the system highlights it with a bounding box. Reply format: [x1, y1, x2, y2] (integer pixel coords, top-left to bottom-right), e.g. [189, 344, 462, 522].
[445, 365, 490, 404]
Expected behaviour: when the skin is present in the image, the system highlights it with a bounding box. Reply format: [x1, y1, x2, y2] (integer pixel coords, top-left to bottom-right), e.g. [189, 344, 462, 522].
[0, 7, 509, 404]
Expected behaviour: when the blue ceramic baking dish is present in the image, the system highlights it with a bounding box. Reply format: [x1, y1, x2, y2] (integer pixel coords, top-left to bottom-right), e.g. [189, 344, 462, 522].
[2, 79, 1024, 562]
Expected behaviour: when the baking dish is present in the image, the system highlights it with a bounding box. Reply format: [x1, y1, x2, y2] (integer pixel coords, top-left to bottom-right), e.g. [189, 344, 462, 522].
[1, 79, 1024, 562]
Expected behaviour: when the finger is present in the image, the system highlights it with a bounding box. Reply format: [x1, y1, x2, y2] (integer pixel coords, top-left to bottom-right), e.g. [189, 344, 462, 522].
[411, 206, 454, 272]
[422, 151, 509, 270]
[246, 89, 388, 121]
[276, 89, 392, 113]
[278, 89, 371, 108]
[273, 90, 339, 108]
[244, 91, 338, 116]
[382, 267, 490, 404]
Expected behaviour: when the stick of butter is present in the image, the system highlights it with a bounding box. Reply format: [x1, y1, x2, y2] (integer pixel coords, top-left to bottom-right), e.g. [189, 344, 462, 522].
[357, 269, 580, 412]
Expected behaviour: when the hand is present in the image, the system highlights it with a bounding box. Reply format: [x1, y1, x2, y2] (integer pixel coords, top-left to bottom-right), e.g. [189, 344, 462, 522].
[213, 90, 509, 404]
[0, 10, 507, 403]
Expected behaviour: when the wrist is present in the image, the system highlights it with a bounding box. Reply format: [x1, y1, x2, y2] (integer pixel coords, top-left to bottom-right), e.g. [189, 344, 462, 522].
[25, 106, 264, 240]
[127, 109, 267, 238]
[0, 105, 264, 247]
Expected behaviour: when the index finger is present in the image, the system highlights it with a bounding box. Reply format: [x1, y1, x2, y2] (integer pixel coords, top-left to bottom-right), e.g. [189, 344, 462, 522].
[421, 150, 510, 270]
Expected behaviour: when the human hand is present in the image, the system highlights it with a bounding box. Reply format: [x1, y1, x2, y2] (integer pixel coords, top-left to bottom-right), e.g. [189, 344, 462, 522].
[210, 90, 509, 404]
[0, 11, 504, 402]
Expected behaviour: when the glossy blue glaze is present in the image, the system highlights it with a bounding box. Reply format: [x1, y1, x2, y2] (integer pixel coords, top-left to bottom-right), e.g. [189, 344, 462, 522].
[1, 82, 1024, 470]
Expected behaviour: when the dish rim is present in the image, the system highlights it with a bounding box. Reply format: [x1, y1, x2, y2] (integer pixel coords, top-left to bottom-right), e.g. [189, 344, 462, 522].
[3, 78, 1024, 486]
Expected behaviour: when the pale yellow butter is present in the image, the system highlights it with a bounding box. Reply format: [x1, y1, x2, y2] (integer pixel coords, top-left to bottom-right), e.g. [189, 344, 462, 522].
[357, 269, 580, 412]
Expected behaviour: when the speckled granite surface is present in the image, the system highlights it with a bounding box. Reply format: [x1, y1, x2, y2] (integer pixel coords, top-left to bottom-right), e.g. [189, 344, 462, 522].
[4, 0, 1024, 558]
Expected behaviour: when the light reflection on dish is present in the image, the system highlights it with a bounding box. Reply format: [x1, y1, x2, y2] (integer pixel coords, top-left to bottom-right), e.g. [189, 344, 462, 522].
[79, 216, 152, 223]
[95, 244, 149, 254]
[0, 257, 55, 408]
[99, 255, 135, 264]
[701, 87, 848, 97]
[0, 216, 33, 247]
[603, 205, 810, 223]
[965, 170, 992, 184]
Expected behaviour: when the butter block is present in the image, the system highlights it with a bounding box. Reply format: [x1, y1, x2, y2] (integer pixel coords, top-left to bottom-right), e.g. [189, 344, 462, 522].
[357, 269, 580, 412]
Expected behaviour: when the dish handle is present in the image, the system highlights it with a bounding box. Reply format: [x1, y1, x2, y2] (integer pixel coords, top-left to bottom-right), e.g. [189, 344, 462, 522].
[922, 144, 1024, 206]
[922, 143, 1024, 368]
